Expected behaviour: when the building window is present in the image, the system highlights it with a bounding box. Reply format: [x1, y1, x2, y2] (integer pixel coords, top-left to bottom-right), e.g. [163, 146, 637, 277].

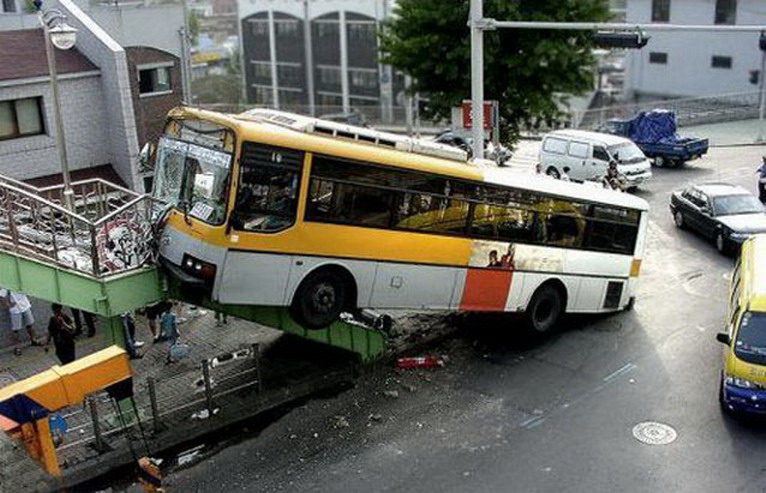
[274, 20, 299, 37]
[250, 20, 268, 37]
[0, 97, 44, 141]
[317, 92, 343, 108]
[317, 66, 342, 86]
[251, 61, 271, 80]
[651, 0, 670, 22]
[253, 86, 273, 105]
[347, 22, 376, 41]
[279, 89, 304, 107]
[277, 63, 303, 88]
[2, 0, 16, 13]
[316, 21, 339, 38]
[649, 52, 668, 64]
[349, 69, 378, 89]
[711, 55, 732, 69]
[715, 0, 736, 25]
[138, 66, 172, 95]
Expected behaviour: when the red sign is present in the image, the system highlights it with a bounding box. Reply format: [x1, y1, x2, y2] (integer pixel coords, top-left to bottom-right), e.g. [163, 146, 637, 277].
[461, 100, 496, 130]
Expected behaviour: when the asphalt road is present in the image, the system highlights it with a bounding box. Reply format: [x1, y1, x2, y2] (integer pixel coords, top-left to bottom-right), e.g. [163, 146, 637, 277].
[165, 146, 766, 493]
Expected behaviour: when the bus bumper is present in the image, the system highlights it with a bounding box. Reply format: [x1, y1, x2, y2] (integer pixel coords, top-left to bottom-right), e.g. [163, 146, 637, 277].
[722, 384, 766, 414]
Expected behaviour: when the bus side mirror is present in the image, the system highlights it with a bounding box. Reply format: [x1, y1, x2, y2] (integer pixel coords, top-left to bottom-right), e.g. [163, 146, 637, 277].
[716, 332, 731, 345]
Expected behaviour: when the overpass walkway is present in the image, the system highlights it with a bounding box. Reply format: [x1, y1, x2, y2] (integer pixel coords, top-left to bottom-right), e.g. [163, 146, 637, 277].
[0, 174, 385, 361]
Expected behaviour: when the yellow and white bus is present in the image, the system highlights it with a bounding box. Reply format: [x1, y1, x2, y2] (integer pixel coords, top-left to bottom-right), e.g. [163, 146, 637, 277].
[151, 107, 649, 333]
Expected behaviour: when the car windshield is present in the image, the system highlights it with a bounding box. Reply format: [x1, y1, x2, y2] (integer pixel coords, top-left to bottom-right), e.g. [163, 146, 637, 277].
[713, 194, 764, 216]
[607, 142, 645, 164]
[734, 312, 766, 365]
[154, 136, 232, 225]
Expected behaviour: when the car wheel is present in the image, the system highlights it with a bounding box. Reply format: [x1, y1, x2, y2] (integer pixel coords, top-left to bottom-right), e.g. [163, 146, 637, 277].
[291, 269, 348, 329]
[546, 167, 560, 179]
[524, 284, 564, 336]
[654, 156, 665, 168]
[715, 231, 728, 254]
[673, 211, 684, 229]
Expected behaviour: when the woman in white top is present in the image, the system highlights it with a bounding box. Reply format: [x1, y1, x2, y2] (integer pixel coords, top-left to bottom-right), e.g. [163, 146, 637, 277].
[0, 289, 41, 355]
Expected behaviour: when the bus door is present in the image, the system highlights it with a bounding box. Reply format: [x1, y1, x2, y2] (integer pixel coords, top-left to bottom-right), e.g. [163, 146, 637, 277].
[218, 142, 304, 306]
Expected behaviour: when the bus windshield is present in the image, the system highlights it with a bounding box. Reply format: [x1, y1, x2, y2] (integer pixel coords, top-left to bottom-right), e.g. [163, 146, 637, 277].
[154, 136, 232, 226]
[734, 311, 766, 365]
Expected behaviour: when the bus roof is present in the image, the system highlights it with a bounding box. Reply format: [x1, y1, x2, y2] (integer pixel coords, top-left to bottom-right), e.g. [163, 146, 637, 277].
[483, 168, 650, 211]
[744, 235, 766, 312]
[170, 107, 484, 182]
[168, 107, 648, 211]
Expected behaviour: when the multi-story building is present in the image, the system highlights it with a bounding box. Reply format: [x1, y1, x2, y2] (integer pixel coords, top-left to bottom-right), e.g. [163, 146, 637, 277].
[0, 0, 185, 191]
[624, 0, 766, 99]
[239, 0, 403, 122]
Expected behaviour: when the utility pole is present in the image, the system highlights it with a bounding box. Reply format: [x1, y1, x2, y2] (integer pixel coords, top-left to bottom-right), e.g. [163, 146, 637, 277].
[469, 0, 484, 160]
[303, 0, 315, 116]
[758, 32, 766, 143]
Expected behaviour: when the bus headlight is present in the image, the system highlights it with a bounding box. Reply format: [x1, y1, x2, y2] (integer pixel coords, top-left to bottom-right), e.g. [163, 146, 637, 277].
[181, 254, 217, 282]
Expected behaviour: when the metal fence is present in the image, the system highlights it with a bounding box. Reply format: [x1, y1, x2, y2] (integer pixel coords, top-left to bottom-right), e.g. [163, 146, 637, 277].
[197, 90, 765, 137]
[0, 174, 160, 278]
[55, 344, 263, 470]
[574, 90, 763, 130]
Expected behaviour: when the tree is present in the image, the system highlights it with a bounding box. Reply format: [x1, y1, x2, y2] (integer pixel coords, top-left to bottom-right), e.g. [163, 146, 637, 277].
[188, 11, 200, 46]
[379, 0, 611, 143]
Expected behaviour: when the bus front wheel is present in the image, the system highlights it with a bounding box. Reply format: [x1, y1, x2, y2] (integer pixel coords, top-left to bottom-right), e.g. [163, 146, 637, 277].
[291, 269, 348, 329]
[524, 284, 564, 336]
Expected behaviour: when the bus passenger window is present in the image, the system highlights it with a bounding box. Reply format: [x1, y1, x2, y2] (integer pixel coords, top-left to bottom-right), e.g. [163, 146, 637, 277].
[233, 143, 304, 233]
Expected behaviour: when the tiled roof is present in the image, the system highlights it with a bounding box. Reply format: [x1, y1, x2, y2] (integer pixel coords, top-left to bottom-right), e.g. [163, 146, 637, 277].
[25, 164, 128, 189]
[0, 29, 98, 82]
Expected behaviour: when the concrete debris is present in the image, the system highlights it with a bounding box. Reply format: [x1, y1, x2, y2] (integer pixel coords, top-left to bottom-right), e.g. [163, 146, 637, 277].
[369, 413, 383, 422]
[383, 390, 399, 399]
[401, 384, 417, 393]
[332, 416, 350, 429]
[190, 408, 219, 420]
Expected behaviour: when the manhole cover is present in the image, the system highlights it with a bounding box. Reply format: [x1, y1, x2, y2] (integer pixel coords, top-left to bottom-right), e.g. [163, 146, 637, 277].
[0, 373, 16, 387]
[632, 421, 677, 445]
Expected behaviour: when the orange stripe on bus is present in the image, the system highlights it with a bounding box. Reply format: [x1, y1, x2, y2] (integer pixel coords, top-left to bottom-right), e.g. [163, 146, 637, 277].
[459, 269, 513, 311]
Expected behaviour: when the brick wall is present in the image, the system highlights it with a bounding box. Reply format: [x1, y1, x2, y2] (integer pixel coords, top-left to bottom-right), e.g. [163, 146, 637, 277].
[125, 47, 183, 148]
[0, 75, 110, 180]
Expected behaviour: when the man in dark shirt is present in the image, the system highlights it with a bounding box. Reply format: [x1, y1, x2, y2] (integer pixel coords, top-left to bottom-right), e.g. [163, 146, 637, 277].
[46, 303, 76, 365]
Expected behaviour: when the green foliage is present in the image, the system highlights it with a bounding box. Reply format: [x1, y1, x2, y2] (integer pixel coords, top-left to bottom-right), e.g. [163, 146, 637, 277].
[191, 74, 242, 105]
[379, 0, 611, 142]
[188, 11, 200, 46]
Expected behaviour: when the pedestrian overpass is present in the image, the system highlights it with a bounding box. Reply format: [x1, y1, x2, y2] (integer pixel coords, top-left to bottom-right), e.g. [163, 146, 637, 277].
[0, 175, 385, 361]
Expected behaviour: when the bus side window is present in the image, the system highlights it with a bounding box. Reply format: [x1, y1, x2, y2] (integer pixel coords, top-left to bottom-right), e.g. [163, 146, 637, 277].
[233, 143, 303, 233]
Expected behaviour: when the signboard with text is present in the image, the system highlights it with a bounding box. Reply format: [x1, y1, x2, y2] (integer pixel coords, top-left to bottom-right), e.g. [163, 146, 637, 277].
[461, 100, 497, 130]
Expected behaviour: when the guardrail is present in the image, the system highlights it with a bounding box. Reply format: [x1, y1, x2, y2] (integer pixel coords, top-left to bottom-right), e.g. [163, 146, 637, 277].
[0, 175, 161, 278]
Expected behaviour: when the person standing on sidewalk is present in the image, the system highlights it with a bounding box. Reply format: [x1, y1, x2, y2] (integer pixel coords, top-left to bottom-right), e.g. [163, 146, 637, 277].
[45, 303, 76, 365]
[0, 289, 41, 355]
[757, 156, 766, 204]
[71, 308, 96, 338]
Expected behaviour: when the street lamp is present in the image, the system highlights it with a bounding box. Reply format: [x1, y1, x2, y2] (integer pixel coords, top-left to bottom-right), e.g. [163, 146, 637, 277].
[35, 0, 77, 210]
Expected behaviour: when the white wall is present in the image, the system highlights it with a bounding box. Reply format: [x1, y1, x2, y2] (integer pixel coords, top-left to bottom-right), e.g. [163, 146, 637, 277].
[84, 4, 185, 57]
[625, 0, 766, 98]
[0, 75, 110, 180]
[239, 0, 391, 21]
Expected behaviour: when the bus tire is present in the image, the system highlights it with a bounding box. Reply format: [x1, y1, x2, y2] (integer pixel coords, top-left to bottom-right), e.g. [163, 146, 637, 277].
[524, 283, 564, 336]
[291, 268, 349, 330]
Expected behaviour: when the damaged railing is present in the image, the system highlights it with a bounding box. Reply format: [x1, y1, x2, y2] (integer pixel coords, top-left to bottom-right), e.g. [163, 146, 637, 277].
[0, 175, 162, 278]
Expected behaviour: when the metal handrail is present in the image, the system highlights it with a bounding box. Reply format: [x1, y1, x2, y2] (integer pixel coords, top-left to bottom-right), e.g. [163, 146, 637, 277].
[0, 173, 160, 278]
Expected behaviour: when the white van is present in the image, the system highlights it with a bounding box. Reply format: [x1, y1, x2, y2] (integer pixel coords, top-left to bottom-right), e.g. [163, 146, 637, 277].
[538, 130, 652, 189]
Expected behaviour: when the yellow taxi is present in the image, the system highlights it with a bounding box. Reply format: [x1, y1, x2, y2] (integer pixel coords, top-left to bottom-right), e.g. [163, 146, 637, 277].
[717, 234, 766, 414]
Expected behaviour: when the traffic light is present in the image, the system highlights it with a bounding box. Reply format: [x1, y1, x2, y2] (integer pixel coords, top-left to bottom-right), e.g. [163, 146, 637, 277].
[751, 70, 760, 85]
[592, 31, 650, 49]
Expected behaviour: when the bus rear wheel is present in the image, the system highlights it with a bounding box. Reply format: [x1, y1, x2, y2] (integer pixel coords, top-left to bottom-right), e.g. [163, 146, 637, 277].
[291, 269, 348, 330]
[524, 284, 564, 336]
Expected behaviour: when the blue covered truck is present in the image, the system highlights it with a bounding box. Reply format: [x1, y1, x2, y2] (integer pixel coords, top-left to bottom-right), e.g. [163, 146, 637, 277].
[599, 110, 709, 168]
